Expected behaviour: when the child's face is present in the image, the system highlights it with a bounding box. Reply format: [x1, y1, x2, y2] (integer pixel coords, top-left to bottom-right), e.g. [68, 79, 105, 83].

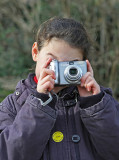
[32, 38, 83, 81]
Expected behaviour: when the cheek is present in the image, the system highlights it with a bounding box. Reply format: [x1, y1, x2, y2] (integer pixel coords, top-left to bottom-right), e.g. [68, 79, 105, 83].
[35, 54, 53, 70]
[35, 57, 47, 76]
[35, 62, 41, 79]
[35, 58, 43, 76]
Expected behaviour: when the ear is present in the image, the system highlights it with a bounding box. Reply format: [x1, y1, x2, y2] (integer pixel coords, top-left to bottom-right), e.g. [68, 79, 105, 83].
[32, 42, 39, 62]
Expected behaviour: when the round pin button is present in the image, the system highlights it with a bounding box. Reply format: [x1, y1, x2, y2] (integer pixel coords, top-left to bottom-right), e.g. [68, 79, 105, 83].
[52, 131, 64, 143]
[72, 135, 80, 143]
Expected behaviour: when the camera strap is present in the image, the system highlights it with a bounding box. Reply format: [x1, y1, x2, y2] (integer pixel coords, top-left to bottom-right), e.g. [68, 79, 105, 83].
[37, 92, 53, 106]
[38, 90, 58, 106]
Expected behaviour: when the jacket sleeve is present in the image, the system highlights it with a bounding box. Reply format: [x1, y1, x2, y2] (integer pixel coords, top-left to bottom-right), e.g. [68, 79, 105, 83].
[79, 88, 119, 160]
[0, 94, 57, 160]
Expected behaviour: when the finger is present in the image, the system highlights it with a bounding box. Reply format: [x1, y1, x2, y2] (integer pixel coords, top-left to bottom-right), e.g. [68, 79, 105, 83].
[84, 76, 93, 87]
[85, 81, 94, 92]
[40, 68, 56, 80]
[42, 58, 52, 69]
[39, 75, 55, 86]
[81, 72, 92, 86]
[85, 80, 100, 94]
[42, 81, 54, 92]
[86, 60, 93, 76]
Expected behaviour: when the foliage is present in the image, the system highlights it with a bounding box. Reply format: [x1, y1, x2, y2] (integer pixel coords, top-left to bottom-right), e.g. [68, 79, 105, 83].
[0, 0, 119, 99]
[0, 87, 13, 101]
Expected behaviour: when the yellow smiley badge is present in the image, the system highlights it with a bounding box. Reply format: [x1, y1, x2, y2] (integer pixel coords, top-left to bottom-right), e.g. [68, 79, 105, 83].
[52, 131, 64, 142]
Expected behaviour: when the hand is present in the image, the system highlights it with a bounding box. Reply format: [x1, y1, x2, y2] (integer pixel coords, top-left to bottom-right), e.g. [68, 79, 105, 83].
[78, 60, 100, 97]
[37, 58, 56, 94]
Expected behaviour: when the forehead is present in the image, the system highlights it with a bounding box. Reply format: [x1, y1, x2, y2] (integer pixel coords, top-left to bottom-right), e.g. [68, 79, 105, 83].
[42, 38, 83, 61]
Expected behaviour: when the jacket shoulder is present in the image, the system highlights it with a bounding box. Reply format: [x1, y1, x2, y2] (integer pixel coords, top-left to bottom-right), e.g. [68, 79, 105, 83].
[100, 86, 113, 96]
[0, 79, 30, 115]
[15, 79, 30, 106]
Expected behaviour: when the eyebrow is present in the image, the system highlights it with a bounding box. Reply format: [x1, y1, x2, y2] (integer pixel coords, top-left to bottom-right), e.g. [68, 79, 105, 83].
[47, 53, 58, 60]
[47, 53, 81, 61]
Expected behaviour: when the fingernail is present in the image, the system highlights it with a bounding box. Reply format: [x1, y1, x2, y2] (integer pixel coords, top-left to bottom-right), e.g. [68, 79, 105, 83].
[84, 84, 86, 88]
[53, 74, 56, 79]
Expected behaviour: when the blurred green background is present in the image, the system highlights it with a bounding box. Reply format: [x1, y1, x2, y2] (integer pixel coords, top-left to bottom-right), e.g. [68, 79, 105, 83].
[0, 0, 119, 101]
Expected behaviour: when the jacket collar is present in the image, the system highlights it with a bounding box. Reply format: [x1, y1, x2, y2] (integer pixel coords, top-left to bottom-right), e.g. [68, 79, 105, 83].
[24, 73, 37, 89]
[57, 85, 79, 99]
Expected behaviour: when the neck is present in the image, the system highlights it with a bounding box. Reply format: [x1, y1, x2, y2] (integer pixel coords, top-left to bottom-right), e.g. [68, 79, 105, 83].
[53, 86, 67, 93]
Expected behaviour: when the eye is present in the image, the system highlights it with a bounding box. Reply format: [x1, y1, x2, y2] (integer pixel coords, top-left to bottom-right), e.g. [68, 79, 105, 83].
[47, 53, 58, 60]
[47, 55, 53, 60]
[73, 59, 80, 61]
[47, 56, 53, 59]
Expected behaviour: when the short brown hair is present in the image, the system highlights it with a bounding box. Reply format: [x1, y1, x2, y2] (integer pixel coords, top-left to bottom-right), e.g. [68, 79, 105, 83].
[36, 17, 91, 60]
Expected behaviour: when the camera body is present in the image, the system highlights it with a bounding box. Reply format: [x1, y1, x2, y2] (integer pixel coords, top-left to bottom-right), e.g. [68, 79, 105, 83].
[49, 59, 87, 86]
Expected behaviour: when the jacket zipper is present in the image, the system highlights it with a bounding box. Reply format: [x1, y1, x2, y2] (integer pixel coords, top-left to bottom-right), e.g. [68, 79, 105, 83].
[64, 106, 72, 160]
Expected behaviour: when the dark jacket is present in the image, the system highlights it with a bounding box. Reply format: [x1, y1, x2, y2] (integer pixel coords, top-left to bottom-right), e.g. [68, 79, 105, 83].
[0, 73, 119, 160]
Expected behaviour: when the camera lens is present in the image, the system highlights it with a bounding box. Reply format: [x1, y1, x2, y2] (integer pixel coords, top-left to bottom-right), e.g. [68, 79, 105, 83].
[64, 65, 82, 84]
[69, 68, 78, 76]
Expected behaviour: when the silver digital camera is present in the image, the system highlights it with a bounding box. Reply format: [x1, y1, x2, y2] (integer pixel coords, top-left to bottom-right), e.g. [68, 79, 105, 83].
[49, 60, 87, 85]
